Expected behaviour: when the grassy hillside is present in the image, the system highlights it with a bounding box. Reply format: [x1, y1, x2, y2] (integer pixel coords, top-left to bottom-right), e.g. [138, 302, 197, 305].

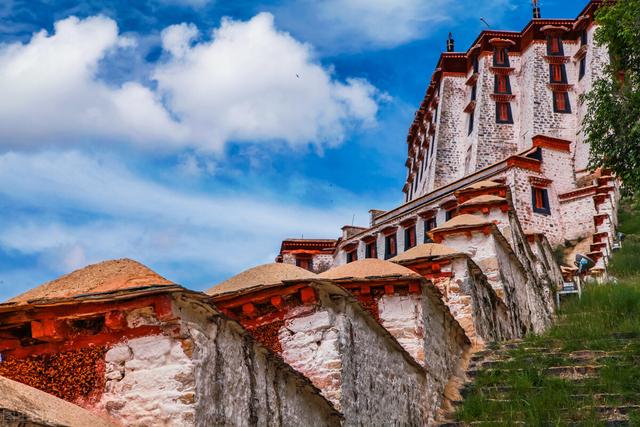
[453, 198, 640, 426]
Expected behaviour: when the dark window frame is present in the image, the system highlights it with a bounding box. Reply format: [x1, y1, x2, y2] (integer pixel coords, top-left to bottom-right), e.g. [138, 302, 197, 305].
[496, 102, 514, 124]
[549, 64, 568, 83]
[365, 241, 377, 259]
[346, 249, 357, 263]
[471, 84, 477, 101]
[445, 209, 456, 221]
[493, 48, 510, 67]
[468, 111, 474, 135]
[384, 233, 397, 259]
[579, 57, 586, 80]
[296, 257, 311, 270]
[531, 187, 551, 215]
[404, 226, 417, 251]
[423, 218, 437, 243]
[546, 35, 564, 56]
[553, 91, 571, 113]
[494, 75, 512, 94]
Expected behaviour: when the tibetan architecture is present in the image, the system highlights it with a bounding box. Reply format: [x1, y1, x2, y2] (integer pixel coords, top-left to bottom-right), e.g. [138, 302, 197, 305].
[0, 260, 340, 426]
[1, 1, 623, 425]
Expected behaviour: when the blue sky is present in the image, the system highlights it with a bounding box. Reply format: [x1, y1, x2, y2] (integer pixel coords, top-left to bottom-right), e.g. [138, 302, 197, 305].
[0, 0, 589, 298]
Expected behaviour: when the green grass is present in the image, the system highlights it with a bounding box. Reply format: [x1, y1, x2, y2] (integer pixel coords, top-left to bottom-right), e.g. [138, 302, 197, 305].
[455, 197, 640, 426]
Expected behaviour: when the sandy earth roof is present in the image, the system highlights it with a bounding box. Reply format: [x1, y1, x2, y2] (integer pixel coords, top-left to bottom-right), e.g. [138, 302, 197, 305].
[0, 376, 115, 427]
[8, 259, 174, 303]
[207, 263, 316, 297]
[460, 194, 507, 206]
[463, 180, 502, 191]
[318, 258, 421, 281]
[431, 214, 494, 233]
[390, 243, 460, 263]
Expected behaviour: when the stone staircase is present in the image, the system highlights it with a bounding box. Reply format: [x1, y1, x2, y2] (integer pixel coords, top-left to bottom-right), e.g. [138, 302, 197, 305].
[438, 334, 640, 426]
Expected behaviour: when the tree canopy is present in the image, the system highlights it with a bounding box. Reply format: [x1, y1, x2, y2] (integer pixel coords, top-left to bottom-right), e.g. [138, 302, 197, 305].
[583, 0, 640, 192]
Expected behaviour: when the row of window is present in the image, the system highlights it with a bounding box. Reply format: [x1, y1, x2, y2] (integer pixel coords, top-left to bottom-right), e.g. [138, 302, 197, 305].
[469, 32, 588, 128]
[349, 185, 551, 263]
[346, 220, 436, 263]
[345, 209, 459, 263]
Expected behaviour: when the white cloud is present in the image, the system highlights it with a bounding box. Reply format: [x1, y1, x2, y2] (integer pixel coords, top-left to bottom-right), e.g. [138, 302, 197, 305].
[0, 14, 382, 153]
[0, 16, 186, 148]
[154, 13, 384, 151]
[0, 150, 373, 291]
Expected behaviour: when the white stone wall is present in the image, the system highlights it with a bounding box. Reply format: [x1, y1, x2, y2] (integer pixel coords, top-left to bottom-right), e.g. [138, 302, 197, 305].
[100, 335, 196, 426]
[337, 293, 432, 425]
[447, 256, 516, 346]
[266, 286, 430, 425]
[433, 76, 467, 190]
[474, 52, 519, 171]
[279, 307, 343, 408]
[574, 24, 610, 171]
[559, 194, 597, 242]
[96, 297, 340, 427]
[378, 294, 425, 365]
[507, 168, 564, 245]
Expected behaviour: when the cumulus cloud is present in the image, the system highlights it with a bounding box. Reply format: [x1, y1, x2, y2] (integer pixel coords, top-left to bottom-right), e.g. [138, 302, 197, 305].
[0, 15, 186, 148]
[0, 150, 372, 294]
[0, 14, 382, 152]
[154, 13, 383, 151]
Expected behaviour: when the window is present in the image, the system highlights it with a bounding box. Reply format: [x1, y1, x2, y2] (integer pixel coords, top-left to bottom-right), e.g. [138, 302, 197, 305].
[404, 226, 417, 251]
[385, 233, 397, 259]
[553, 91, 571, 113]
[549, 64, 566, 83]
[468, 111, 474, 135]
[296, 258, 311, 270]
[346, 249, 357, 263]
[445, 209, 456, 221]
[471, 84, 477, 101]
[424, 218, 437, 243]
[496, 102, 513, 124]
[365, 241, 377, 259]
[579, 57, 586, 80]
[473, 55, 479, 73]
[493, 48, 509, 67]
[495, 75, 510, 94]
[580, 31, 587, 46]
[547, 35, 563, 56]
[532, 187, 551, 215]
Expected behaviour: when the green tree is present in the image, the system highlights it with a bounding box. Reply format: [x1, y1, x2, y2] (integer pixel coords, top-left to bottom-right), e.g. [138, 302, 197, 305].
[583, 0, 640, 192]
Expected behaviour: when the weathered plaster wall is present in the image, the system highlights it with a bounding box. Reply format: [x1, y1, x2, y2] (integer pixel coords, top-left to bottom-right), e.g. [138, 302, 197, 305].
[447, 256, 516, 346]
[378, 294, 425, 365]
[99, 335, 196, 426]
[97, 297, 341, 427]
[419, 285, 470, 419]
[258, 286, 431, 425]
[559, 194, 597, 242]
[434, 76, 467, 189]
[336, 292, 431, 426]
[474, 52, 519, 170]
[574, 24, 610, 171]
[279, 307, 343, 408]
